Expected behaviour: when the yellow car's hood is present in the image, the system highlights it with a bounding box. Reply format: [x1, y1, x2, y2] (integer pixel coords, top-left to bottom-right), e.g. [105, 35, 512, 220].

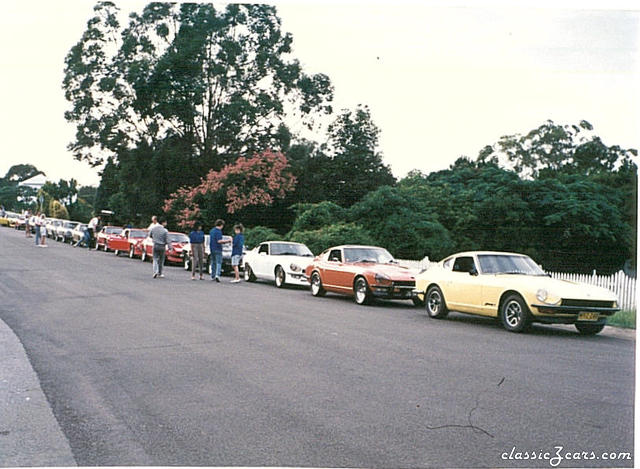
[492, 274, 617, 301]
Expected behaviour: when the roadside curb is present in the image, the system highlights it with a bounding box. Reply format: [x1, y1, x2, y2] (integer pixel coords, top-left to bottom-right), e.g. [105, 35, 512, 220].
[0, 318, 76, 466]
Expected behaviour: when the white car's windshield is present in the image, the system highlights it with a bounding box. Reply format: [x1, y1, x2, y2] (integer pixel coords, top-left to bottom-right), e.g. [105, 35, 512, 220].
[344, 247, 394, 264]
[270, 243, 313, 256]
[477, 254, 546, 276]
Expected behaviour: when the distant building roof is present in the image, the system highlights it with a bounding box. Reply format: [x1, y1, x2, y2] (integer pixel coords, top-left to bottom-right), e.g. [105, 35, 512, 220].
[17, 174, 47, 188]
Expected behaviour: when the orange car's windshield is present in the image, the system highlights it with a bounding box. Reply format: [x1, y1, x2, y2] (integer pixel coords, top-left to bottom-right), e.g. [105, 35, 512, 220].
[477, 254, 546, 276]
[344, 247, 394, 264]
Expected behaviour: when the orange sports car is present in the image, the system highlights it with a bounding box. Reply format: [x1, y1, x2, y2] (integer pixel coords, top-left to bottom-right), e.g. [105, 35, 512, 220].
[304, 245, 418, 305]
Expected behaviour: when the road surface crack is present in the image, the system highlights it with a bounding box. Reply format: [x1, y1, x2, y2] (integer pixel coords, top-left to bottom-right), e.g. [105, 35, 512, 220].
[425, 377, 505, 438]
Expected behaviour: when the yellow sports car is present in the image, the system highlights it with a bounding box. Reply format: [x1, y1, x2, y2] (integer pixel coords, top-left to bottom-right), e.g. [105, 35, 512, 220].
[413, 251, 619, 335]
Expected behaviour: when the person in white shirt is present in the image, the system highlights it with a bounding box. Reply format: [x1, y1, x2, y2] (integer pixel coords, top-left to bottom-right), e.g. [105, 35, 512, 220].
[87, 215, 100, 249]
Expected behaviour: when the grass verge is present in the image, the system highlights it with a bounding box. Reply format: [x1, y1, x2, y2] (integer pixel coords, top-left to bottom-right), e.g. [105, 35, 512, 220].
[607, 309, 636, 329]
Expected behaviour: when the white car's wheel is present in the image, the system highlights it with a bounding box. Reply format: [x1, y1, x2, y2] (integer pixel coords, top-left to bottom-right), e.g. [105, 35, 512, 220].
[244, 264, 256, 282]
[275, 266, 285, 288]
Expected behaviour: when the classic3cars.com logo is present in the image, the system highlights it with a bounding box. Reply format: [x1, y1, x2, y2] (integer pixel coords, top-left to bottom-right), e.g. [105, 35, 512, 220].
[501, 446, 632, 467]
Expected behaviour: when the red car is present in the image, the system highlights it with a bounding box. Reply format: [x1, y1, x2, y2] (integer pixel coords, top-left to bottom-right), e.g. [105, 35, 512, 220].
[107, 228, 148, 257]
[96, 226, 123, 251]
[138, 231, 189, 264]
[304, 245, 418, 305]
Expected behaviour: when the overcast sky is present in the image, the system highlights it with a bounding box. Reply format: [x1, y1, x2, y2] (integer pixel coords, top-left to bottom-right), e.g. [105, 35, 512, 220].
[0, 0, 638, 186]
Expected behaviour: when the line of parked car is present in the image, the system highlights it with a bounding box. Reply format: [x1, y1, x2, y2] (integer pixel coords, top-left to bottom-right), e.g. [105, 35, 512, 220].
[1, 212, 620, 335]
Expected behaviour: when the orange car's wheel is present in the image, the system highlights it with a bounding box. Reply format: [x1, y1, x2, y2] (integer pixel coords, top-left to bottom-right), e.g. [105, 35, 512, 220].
[141, 249, 147, 262]
[354, 277, 371, 305]
[310, 271, 325, 297]
[129, 246, 135, 258]
[425, 285, 448, 319]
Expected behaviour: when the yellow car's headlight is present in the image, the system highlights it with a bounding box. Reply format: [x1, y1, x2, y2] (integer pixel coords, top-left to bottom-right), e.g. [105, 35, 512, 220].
[536, 289, 548, 303]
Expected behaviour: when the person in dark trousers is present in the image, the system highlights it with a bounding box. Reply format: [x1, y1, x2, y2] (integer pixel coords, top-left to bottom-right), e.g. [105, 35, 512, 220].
[150, 218, 169, 278]
[230, 224, 244, 283]
[209, 219, 230, 282]
[189, 223, 206, 280]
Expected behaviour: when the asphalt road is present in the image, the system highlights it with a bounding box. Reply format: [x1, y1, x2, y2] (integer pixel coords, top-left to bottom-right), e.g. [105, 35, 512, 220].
[0, 227, 635, 467]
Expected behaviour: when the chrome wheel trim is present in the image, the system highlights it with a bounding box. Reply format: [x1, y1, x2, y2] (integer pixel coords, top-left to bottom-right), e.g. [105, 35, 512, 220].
[311, 273, 321, 295]
[275, 267, 284, 287]
[355, 279, 367, 303]
[427, 290, 442, 315]
[504, 300, 522, 327]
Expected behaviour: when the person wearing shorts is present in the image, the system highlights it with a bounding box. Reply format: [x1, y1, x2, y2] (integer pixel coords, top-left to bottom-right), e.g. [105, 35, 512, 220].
[231, 223, 244, 283]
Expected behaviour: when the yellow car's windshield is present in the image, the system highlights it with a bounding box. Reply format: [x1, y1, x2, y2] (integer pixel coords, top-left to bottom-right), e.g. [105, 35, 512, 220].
[477, 254, 546, 276]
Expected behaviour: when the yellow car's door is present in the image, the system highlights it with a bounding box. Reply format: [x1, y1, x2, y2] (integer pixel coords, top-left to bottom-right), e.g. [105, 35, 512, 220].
[443, 256, 486, 314]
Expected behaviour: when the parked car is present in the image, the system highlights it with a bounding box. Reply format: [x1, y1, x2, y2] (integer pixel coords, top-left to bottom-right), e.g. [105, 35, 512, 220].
[0, 211, 17, 227]
[55, 221, 79, 243]
[138, 231, 189, 263]
[71, 224, 88, 244]
[182, 235, 238, 275]
[243, 241, 314, 287]
[413, 251, 620, 335]
[96, 226, 124, 251]
[107, 228, 148, 256]
[6, 212, 20, 228]
[14, 215, 27, 231]
[304, 245, 417, 305]
[45, 218, 61, 238]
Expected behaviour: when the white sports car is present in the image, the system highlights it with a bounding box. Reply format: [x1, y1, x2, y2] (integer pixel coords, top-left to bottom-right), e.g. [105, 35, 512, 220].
[243, 241, 314, 287]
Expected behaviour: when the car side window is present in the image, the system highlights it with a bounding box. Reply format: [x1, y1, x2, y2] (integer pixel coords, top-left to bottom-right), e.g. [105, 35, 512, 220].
[443, 258, 453, 270]
[258, 244, 269, 255]
[453, 256, 476, 274]
[328, 249, 342, 262]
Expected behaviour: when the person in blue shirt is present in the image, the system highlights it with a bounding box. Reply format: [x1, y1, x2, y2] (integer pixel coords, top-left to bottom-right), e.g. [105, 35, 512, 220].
[209, 219, 230, 282]
[188, 222, 206, 280]
[230, 223, 245, 283]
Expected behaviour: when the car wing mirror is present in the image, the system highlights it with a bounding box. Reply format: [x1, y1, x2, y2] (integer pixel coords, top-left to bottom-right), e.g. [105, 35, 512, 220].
[469, 267, 479, 276]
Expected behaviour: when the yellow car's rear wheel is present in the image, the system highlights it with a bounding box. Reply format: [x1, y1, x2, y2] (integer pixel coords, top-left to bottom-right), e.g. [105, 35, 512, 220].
[425, 286, 448, 319]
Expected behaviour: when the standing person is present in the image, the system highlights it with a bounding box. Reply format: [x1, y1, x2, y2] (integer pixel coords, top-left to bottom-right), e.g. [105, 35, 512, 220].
[87, 214, 100, 249]
[147, 215, 159, 230]
[24, 210, 31, 237]
[150, 218, 169, 278]
[34, 212, 42, 246]
[230, 224, 244, 283]
[39, 214, 47, 247]
[209, 219, 230, 282]
[188, 223, 205, 280]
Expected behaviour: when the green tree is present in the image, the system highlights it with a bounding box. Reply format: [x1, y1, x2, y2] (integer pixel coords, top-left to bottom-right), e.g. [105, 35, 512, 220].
[63, 2, 333, 170]
[478, 120, 637, 178]
[288, 222, 375, 255]
[243, 226, 279, 249]
[322, 105, 395, 207]
[348, 185, 454, 260]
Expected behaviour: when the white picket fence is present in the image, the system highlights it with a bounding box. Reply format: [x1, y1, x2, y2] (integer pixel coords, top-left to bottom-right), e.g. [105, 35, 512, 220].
[397, 258, 637, 311]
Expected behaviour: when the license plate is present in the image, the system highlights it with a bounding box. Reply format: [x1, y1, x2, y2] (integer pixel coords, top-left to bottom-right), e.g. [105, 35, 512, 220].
[578, 312, 599, 321]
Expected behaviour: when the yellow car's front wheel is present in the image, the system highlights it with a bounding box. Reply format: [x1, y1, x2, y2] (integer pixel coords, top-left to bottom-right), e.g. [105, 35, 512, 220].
[500, 294, 532, 333]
